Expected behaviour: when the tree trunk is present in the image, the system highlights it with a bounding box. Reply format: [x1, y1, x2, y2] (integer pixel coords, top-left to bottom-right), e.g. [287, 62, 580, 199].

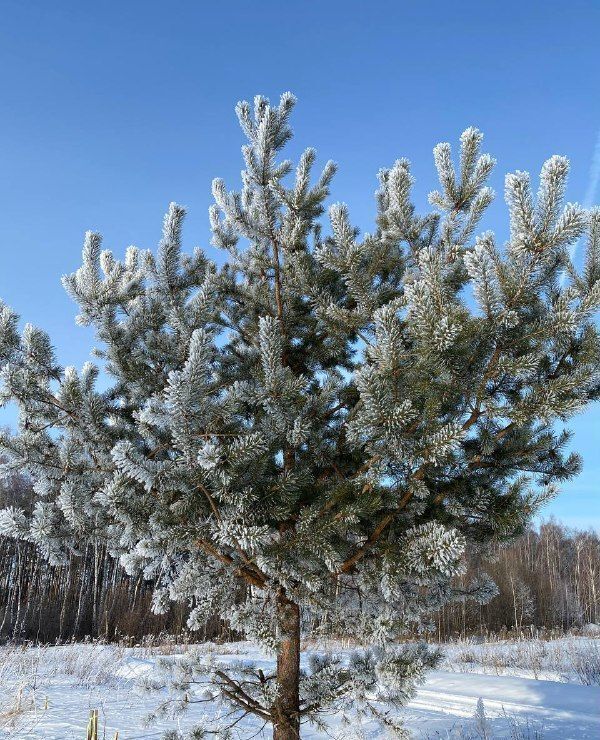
[273, 593, 301, 740]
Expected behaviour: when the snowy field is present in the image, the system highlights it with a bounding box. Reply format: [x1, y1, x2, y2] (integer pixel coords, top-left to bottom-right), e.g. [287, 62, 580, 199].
[0, 637, 598, 739]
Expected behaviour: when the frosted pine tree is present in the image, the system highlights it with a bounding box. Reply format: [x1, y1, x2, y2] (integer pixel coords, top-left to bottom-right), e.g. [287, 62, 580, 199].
[1, 93, 599, 738]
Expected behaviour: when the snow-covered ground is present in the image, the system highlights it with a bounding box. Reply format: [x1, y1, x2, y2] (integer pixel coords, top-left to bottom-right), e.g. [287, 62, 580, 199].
[0, 637, 598, 739]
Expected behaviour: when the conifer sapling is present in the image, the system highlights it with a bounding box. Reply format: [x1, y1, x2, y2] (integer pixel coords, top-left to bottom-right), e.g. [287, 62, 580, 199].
[0, 93, 599, 738]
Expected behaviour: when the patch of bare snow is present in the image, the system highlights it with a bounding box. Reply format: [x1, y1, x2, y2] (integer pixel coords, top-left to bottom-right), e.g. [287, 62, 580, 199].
[0, 639, 598, 738]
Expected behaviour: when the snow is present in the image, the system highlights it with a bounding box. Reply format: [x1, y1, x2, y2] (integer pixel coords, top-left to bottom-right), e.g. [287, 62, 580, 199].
[406, 672, 598, 737]
[0, 638, 598, 738]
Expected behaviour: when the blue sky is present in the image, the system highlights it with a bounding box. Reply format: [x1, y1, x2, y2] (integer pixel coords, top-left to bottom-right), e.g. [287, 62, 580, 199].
[0, 1, 598, 528]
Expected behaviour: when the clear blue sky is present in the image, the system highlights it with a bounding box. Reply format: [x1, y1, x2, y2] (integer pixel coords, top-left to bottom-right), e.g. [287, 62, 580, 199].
[0, 1, 598, 528]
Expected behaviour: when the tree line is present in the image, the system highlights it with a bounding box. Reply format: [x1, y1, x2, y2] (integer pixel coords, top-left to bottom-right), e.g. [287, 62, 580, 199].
[1, 456, 598, 644]
[430, 520, 600, 640]
[0, 466, 230, 643]
[1, 504, 598, 643]
[1, 464, 599, 643]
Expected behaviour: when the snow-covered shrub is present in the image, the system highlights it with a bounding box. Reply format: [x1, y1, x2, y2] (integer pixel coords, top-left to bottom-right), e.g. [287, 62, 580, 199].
[567, 639, 600, 685]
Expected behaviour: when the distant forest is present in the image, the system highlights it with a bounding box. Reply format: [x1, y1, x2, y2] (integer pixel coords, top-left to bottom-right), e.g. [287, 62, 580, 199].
[1, 467, 598, 643]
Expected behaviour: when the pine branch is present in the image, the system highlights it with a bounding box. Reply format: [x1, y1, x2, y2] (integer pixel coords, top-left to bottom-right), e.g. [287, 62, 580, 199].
[215, 670, 272, 722]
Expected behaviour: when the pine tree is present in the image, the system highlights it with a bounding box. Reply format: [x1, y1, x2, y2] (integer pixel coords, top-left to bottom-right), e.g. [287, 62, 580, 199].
[1, 93, 599, 738]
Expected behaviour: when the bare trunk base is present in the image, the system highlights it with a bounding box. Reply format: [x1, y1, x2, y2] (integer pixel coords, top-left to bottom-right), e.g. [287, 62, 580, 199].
[272, 593, 301, 740]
